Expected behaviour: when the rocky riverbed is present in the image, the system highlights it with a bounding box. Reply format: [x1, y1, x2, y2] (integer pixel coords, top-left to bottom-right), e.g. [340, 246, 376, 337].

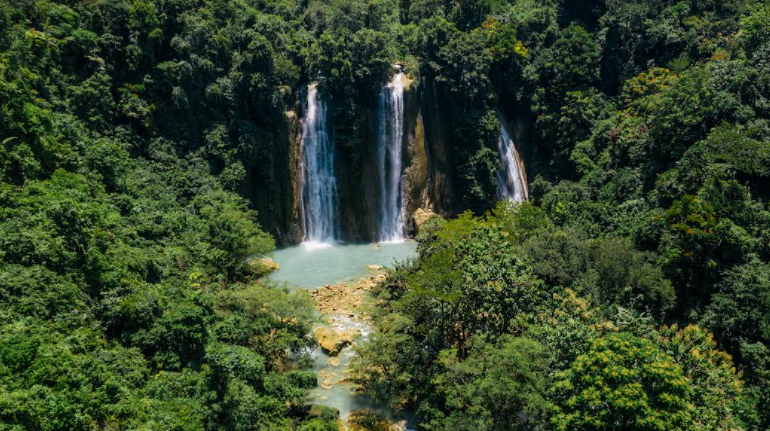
[308, 267, 410, 431]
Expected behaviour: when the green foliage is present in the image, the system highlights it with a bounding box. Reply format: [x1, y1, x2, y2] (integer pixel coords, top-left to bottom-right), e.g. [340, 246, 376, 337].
[358, 204, 749, 429]
[375, 0, 770, 427]
[195, 191, 275, 281]
[430, 335, 549, 430]
[705, 259, 770, 352]
[739, 2, 770, 56]
[550, 332, 697, 431]
[0, 2, 343, 429]
[351, 210, 552, 419]
[2, 0, 769, 428]
[520, 227, 675, 320]
[658, 325, 744, 430]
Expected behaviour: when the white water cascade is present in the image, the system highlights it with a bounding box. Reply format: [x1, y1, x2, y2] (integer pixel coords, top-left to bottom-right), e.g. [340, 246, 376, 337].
[497, 122, 528, 202]
[300, 83, 339, 246]
[375, 70, 407, 242]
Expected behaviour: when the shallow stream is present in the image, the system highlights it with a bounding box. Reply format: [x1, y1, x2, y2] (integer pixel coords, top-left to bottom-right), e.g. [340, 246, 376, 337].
[268, 241, 418, 428]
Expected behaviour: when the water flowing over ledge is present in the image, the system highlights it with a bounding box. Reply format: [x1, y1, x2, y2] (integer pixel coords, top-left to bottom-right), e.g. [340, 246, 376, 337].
[497, 121, 528, 202]
[300, 83, 339, 244]
[376, 69, 408, 242]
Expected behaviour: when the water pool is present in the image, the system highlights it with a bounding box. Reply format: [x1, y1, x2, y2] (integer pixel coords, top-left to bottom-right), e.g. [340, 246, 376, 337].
[268, 241, 417, 289]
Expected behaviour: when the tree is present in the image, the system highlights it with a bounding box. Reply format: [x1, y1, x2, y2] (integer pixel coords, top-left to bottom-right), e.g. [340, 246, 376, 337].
[195, 191, 275, 282]
[431, 335, 549, 431]
[550, 332, 697, 431]
[658, 325, 744, 430]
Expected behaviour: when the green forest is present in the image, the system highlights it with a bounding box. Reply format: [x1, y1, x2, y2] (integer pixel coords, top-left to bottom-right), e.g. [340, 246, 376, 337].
[2, 0, 770, 430]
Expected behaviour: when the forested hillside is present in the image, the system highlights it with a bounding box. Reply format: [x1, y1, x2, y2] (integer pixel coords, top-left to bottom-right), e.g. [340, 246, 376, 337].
[1, 0, 770, 430]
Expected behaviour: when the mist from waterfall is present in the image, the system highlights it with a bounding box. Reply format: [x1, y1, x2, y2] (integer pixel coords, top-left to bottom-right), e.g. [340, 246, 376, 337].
[300, 83, 338, 246]
[497, 122, 528, 202]
[376, 71, 407, 242]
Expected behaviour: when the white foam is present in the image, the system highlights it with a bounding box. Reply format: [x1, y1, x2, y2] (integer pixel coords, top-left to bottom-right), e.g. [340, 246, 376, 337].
[301, 240, 334, 251]
[378, 239, 406, 245]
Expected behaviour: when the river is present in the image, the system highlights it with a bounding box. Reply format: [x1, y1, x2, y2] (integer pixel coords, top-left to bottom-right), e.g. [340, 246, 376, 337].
[269, 241, 418, 429]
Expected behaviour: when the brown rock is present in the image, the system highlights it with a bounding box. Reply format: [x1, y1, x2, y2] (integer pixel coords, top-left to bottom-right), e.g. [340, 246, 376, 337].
[246, 257, 280, 275]
[412, 208, 438, 231]
[313, 327, 360, 356]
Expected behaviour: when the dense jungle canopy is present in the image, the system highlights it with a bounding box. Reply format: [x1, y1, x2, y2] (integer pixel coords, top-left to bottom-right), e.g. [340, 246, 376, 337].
[2, 0, 770, 430]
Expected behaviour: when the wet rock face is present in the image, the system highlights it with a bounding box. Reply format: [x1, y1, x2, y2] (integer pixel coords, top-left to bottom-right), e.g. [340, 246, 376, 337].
[244, 109, 302, 245]
[403, 109, 430, 232]
[301, 74, 427, 243]
[420, 83, 456, 217]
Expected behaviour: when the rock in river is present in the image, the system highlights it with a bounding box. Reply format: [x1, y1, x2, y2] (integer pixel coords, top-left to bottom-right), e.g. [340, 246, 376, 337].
[313, 327, 360, 356]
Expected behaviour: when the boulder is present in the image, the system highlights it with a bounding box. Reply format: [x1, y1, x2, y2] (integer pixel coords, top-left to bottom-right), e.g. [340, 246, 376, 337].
[412, 208, 438, 231]
[314, 327, 360, 356]
[367, 265, 382, 271]
[259, 258, 280, 271]
[247, 258, 280, 274]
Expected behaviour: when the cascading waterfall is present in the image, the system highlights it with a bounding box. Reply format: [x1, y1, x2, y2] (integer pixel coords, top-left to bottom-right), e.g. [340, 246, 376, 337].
[376, 70, 407, 242]
[300, 83, 339, 245]
[497, 121, 528, 202]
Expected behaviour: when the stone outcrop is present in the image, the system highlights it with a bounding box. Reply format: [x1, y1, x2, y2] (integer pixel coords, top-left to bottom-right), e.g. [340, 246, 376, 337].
[255, 258, 280, 271]
[250, 77, 536, 246]
[246, 257, 280, 277]
[412, 208, 438, 232]
[402, 86, 430, 236]
[290, 71, 430, 244]
[313, 327, 360, 356]
[420, 83, 457, 217]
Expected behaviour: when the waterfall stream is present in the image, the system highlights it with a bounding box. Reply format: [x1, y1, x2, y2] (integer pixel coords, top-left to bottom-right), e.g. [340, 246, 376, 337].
[376, 71, 407, 242]
[497, 122, 528, 202]
[300, 83, 339, 245]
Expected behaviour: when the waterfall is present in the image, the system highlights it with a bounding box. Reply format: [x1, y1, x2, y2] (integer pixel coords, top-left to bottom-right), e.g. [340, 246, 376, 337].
[300, 83, 339, 245]
[376, 70, 407, 242]
[497, 122, 528, 202]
